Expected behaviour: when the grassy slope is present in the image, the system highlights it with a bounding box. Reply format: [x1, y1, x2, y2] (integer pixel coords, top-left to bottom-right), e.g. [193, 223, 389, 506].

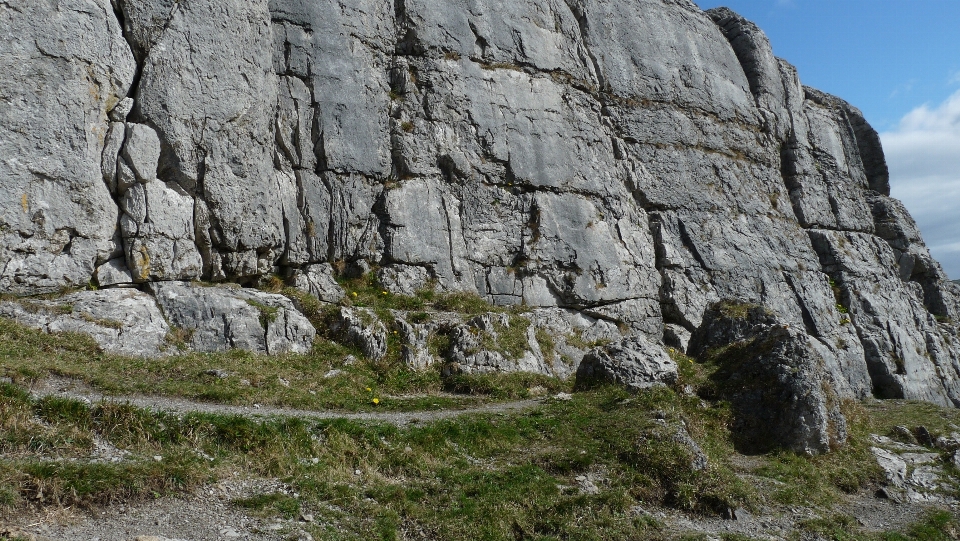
[1, 279, 959, 538]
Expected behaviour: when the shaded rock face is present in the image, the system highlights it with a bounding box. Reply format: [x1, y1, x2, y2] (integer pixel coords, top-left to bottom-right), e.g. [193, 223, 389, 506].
[576, 335, 679, 392]
[689, 302, 848, 455]
[1, 0, 959, 406]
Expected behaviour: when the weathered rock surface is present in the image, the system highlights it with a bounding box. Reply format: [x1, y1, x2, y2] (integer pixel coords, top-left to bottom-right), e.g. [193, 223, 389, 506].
[689, 302, 849, 455]
[291, 264, 345, 304]
[0, 290, 169, 357]
[150, 282, 315, 355]
[0, 0, 135, 295]
[329, 307, 388, 360]
[1, 0, 959, 403]
[576, 335, 678, 391]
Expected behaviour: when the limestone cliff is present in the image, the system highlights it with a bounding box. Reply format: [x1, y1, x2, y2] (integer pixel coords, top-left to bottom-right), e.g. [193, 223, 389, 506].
[2, 0, 959, 406]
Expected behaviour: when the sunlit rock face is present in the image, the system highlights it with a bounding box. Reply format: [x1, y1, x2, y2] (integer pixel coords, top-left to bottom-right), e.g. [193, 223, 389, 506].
[2, 0, 959, 404]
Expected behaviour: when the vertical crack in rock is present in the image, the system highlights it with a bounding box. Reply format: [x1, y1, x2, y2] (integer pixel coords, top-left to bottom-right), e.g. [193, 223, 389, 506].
[561, 0, 605, 91]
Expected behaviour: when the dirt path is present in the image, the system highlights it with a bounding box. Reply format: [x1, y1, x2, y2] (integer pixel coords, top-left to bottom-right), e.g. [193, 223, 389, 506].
[28, 376, 548, 425]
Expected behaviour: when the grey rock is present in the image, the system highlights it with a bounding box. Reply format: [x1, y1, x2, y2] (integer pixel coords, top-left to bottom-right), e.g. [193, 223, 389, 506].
[706, 7, 791, 139]
[1, 0, 959, 411]
[121, 123, 162, 183]
[891, 426, 919, 445]
[663, 324, 692, 353]
[576, 335, 678, 392]
[575, 475, 601, 495]
[0, 289, 170, 357]
[810, 229, 960, 406]
[150, 282, 315, 355]
[689, 301, 848, 455]
[102, 122, 127, 193]
[443, 311, 577, 377]
[392, 311, 437, 370]
[109, 97, 135, 122]
[1, 0, 135, 295]
[378, 265, 432, 297]
[871, 448, 907, 488]
[329, 307, 388, 360]
[132, 0, 285, 279]
[934, 433, 960, 451]
[121, 180, 203, 282]
[95, 257, 135, 288]
[291, 264, 346, 304]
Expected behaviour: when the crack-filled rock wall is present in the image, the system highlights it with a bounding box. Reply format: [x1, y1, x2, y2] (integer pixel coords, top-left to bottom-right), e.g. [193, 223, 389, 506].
[2, 0, 959, 405]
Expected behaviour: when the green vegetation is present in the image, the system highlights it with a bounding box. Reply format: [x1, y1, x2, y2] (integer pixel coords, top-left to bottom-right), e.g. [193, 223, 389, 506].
[246, 299, 280, 327]
[0, 271, 544, 413]
[2, 276, 960, 538]
[796, 510, 960, 541]
[0, 381, 748, 539]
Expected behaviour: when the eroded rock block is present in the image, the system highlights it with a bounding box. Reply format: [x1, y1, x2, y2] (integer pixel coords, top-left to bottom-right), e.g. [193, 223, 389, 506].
[689, 301, 848, 455]
[0, 289, 169, 357]
[576, 335, 678, 392]
[150, 282, 315, 355]
[329, 306, 388, 360]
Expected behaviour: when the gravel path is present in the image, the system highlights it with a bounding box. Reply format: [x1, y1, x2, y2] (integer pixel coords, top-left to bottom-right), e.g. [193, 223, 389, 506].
[27, 376, 547, 425]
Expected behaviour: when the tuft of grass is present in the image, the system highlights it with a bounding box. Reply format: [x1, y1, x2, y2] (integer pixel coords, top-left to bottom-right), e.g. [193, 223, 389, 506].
[754, 401, 883, 506]
[715, 300, 763, 320]
[479, 315, 531, 361]
[246, 299, 280, 327]
[443, 372, 569, 399]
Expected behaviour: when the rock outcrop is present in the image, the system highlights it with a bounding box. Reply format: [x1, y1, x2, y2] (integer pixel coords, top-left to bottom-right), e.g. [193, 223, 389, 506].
[576, 335, 679, 391]
[2, 0, 959, 415]
[0, 289, 169, 357]
[689, 301, 848, 455]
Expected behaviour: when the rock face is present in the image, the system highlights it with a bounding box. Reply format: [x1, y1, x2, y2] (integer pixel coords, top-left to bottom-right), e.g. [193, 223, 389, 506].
[1, 0, 959, 408]
[689, 302, 848, 455]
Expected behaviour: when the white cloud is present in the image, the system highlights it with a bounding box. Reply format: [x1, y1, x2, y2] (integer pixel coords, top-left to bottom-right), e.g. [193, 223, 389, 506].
[881, 89, 960, 279]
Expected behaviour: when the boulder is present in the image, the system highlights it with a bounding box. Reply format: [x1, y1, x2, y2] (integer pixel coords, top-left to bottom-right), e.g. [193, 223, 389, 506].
[689, 301, 848, 455]
[0, 289, 170, 357]
[291, 263, 346, 304]
[576, 335, 678, 392]
[150, 282, 315, 355]
[329, 307, 388, 360]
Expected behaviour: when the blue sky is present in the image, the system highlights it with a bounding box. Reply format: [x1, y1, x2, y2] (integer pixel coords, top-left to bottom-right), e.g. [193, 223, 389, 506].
[694, 0, 960, 279]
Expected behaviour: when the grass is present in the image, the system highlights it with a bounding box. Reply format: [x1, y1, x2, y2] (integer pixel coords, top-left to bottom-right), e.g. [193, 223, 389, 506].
[0, 317, 500, 412]
[0, 382, 754, 539]
[3, 279, 960, 538]
[0, 271, 554, 413]
[2, 376, 959, 539]
[0, 265, 553, 412]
